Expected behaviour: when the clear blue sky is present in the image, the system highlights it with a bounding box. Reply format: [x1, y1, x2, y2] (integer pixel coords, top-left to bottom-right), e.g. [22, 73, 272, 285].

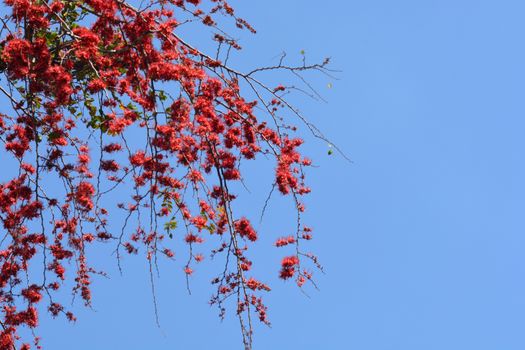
[37, 1, 525, 349]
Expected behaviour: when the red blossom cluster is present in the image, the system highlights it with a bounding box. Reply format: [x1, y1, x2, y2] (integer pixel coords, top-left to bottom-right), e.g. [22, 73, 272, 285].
[234, 218, 257, 242]
[0, 0, 327, 348]
[279, 256, 300, 280]
[274, 235, 296, 247]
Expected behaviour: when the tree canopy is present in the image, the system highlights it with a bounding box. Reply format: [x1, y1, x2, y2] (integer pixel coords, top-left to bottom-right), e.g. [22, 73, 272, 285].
[0, 1, 334, 348]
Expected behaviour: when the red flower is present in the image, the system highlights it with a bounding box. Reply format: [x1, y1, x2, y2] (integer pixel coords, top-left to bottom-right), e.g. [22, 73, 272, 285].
[21, 285, 42, 303]
[74, 182, 95, 210]
[274, 236, 296, 247]
[279, 256, 300, 280]
[235, 218, 257, 242]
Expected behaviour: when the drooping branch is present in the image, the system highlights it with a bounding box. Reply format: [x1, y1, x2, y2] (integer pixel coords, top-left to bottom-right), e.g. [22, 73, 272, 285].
[0, 0, 337, 349]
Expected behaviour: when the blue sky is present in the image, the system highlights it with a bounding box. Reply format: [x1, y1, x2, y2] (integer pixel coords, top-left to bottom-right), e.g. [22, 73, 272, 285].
[35, 1, 525, 349]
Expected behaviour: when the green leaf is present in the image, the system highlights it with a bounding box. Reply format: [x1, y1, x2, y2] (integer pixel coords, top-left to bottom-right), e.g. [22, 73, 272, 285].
[47, 131, 61, 141]
[164, 220, 178, 231]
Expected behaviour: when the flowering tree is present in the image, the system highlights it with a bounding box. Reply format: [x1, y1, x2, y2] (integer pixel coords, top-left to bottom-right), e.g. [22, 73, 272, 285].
[0, 0, 337, 348]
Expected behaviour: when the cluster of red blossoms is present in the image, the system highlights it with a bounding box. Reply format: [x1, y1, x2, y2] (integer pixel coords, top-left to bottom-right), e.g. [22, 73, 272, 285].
[0, 0, 324, 348]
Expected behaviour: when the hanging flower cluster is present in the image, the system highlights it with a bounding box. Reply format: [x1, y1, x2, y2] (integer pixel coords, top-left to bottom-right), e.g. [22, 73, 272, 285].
[0, 0, 333, 348]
